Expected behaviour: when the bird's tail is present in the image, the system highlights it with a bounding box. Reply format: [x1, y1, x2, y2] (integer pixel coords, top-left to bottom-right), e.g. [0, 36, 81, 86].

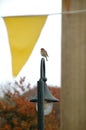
[46, 57, 48, 61]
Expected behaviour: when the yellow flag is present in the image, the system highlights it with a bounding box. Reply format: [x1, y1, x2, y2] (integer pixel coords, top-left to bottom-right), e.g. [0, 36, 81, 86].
[4, 16, 47, 76]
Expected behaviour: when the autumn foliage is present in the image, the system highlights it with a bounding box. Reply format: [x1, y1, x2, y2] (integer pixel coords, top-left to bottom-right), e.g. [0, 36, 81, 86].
[0, 77, 60, 130]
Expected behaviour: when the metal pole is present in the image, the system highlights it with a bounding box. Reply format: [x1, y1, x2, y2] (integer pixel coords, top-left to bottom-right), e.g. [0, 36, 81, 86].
[30, 58, 59, 129]
[37, 79, 44, 130]
[37, 58, 46, 130]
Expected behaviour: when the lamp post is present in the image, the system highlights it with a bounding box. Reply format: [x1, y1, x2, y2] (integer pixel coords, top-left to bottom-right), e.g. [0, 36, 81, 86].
[30, 58, 59, 130]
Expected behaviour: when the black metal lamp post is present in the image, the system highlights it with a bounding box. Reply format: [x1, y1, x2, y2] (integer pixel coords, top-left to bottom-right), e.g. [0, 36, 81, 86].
[30, 58, 59, 130]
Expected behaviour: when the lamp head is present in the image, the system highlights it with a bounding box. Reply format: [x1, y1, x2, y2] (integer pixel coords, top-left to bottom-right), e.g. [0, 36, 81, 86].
[30, 83, 59, 115]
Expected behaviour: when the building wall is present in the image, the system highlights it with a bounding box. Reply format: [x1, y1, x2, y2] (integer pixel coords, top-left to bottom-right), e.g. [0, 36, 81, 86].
[61, 0, 86, 130]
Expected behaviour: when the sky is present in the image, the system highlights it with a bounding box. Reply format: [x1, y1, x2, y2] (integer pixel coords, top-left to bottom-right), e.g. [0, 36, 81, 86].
[0, 0, 62, 88]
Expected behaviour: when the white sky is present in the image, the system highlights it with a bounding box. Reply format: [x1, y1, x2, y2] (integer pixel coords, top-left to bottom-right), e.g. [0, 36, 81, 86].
[0, 0, 62, 88]
[0, 0, 61, 16]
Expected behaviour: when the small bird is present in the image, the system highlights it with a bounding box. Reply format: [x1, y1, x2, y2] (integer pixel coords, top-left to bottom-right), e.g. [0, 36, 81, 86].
[40, 48, 49, 61]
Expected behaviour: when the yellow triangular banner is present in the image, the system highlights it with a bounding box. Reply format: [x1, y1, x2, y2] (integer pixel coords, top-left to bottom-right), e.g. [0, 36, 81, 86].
[4, 16, 47, 76]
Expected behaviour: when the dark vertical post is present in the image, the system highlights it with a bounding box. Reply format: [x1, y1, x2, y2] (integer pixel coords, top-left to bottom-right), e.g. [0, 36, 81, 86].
[30, 58, 59, 129]
[37, 79, 44, 130]
[37, 58, 45, 130]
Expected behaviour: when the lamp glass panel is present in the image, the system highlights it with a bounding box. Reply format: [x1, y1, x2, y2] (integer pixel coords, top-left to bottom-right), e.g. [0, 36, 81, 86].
[36, 101, 53, 116]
